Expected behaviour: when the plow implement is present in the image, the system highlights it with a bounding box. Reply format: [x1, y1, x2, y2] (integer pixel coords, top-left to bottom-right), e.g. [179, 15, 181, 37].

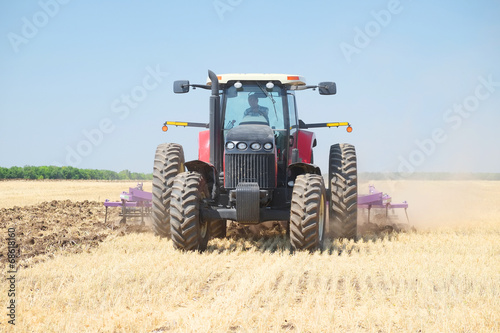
[103, 183, 152, 224]
[358, 185, 409, 226]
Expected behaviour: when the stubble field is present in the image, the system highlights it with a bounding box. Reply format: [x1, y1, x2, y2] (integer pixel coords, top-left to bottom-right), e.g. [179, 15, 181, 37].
[0, 179, 499, 332]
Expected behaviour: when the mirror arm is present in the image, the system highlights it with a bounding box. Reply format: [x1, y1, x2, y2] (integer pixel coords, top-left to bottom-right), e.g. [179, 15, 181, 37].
[290, 85, 318, 91]
[190, 84, 211, 90]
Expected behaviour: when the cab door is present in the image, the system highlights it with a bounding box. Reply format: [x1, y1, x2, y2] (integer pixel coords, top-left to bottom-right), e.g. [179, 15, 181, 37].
[287, 93, 299, 164]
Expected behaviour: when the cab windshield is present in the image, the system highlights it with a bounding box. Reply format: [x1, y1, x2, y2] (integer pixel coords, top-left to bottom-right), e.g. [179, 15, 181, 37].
[223, 83, 285, 131]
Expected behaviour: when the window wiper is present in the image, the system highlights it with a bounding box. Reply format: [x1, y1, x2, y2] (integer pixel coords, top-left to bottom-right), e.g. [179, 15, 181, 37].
[256, 82, 278, 120]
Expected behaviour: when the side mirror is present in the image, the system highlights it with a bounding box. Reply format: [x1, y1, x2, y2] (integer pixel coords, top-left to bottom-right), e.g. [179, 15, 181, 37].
[173, 80, 190, 93]
[318, 82, 336, 95]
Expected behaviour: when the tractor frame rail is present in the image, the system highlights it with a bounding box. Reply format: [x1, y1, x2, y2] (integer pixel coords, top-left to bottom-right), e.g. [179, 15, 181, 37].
[358, 185, 409, 223]
[103, 183, 152, 224]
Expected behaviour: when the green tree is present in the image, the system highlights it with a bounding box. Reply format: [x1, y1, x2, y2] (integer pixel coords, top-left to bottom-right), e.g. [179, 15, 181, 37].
[0, 165, 152, 180]
[23, 166, 37, 179]
[8, 166, 23, 179]
[118, 170, 131, 180]
[49, 166, 63, 179]
[0, 167, 8, 179]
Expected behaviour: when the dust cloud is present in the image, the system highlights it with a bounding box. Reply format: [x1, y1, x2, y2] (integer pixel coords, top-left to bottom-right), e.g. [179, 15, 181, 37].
[357, 179, 500, 229]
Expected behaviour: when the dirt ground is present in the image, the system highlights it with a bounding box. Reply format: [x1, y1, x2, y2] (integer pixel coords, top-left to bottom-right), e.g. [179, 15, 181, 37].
[0, 180, 152, 269]
[0, 199, 152, 269]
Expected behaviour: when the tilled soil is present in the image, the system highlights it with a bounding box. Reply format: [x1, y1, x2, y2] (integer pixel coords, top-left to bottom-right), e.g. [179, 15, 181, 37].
[0, 200, 150, 269]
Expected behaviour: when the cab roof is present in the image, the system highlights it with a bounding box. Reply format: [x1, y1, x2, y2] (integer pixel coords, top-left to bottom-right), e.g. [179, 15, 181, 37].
[206, 73, 306, 86]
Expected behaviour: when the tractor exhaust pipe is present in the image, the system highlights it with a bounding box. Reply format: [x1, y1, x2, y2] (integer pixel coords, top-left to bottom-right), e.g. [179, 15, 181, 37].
[208, 70, 222, 173]
[208, 69, 219, 96]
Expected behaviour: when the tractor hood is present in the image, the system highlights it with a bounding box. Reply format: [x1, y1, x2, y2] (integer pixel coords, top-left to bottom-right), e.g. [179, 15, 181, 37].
[225, 124, 275, 153]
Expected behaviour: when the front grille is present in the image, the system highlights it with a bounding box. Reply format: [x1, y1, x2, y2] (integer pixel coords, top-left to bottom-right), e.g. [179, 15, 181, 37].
[225, 154, 275, 189]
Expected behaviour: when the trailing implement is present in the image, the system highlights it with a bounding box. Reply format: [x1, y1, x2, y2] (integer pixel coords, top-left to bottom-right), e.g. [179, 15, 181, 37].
[103, 183, 152, 225]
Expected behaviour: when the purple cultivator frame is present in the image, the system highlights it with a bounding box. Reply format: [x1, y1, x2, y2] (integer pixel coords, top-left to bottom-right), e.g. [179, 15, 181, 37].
[103, 183, 152, 224]
[358, 185, 409, 223]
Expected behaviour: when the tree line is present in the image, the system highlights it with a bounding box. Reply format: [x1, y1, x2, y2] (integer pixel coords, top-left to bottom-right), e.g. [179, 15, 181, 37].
[0, 166, 152, 180]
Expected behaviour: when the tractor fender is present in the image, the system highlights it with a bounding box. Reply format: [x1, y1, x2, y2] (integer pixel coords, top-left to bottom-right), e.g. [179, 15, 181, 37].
[287, 162, 322, 179]
[198, 130, 210, 163]
[295, 130, 316, 164]
[185, 160, 218, 199]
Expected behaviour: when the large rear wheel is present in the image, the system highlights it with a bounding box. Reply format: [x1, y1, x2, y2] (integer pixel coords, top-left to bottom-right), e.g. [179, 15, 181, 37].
[170, 172, 210, 251]
[151, 143, 185, 237]
[328, 143, 358, 240]
[290, 174, 326, 251]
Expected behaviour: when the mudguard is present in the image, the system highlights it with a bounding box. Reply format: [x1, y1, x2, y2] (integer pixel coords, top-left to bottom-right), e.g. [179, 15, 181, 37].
[296, 130, 317, 164]
[185, 160, 218, 199]
[287, 162, 322, 179]
[198, 130, 210, 163]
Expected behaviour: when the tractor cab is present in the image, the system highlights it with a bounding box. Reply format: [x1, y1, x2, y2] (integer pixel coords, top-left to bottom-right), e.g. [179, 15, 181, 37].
[221, 79, 295, 176]
[222, 82, 287, 130]
[216, 74, 306, 168]
[214, 75, 312, 195]
[216, 75, 303, 128]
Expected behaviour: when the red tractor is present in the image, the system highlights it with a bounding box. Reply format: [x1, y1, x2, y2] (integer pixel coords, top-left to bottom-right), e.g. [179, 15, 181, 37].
[152, 70, 357, 251]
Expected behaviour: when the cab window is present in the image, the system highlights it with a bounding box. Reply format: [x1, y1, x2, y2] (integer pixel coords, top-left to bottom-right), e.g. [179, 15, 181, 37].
[223, 83, 285, 133]
[287, 93, 298, 129]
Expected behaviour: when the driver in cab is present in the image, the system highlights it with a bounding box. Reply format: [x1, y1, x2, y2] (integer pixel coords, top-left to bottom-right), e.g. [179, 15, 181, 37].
[244, 93, 270, 124]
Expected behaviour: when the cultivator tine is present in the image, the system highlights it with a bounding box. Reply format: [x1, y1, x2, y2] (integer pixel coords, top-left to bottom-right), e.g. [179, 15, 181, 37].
[140, 206, 145, 226]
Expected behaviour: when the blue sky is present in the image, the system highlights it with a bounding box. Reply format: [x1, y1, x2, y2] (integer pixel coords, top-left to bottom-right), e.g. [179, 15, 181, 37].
[1, 0, 499, 174]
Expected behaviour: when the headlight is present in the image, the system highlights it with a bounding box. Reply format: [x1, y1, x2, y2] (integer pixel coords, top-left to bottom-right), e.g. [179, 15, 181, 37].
[226, 142, 235, 150]
[250, 142, 261, 151]
[263, 142, 273, 150]
[236, 142, 247, 150]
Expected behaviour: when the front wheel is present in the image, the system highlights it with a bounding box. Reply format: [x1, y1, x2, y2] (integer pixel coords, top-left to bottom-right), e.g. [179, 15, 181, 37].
[170, 172, 210, 251]
[290, 174, 326, 251]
